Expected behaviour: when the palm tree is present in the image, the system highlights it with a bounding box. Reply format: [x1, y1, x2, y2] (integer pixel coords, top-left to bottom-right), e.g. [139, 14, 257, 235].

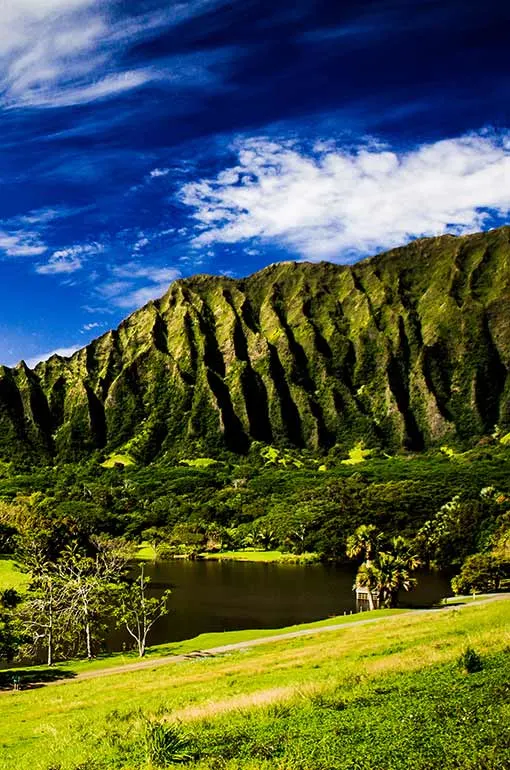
[346, 525, 382, 563]
[387, 537, 421, 569]
[354, 562, 379, 610]
[375, 550, 417, 608]
[351, 532, 420, 609]
[257, 528, 276, 551]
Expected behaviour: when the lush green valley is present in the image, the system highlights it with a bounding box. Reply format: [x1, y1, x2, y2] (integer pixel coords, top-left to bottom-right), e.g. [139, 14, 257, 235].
[0, 228, 509, 768]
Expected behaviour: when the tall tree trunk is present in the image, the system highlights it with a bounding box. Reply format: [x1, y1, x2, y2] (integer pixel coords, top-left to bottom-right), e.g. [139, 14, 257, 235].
[84, 604, 92, 660]
[47, 580, 53, 667]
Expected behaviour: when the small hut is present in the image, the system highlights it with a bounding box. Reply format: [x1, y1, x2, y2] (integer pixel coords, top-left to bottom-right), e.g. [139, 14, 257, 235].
[355, 586, 380, 612]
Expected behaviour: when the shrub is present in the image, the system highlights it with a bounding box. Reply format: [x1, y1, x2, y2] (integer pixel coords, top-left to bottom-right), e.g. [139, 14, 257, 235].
[458, 646, 483, 673]
[143, 718, 192, 766]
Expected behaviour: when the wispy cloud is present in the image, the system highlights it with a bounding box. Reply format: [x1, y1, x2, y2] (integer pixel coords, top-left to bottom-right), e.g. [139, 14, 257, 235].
[180, 129, 510, 260]
[149, 167, 170, 179]
[25, 344, 81, 369]
[133, 235, 150, 252]
[20, 70, 155, 109]
[0, 229, 47, 257]
[98, 262, 181, 309]
[81, 321, 106, 334]
[35, 242, 104, 275]
[16, 204, 90, 225]
[300, 3, 454, 45]
[0, 0, 237, 109]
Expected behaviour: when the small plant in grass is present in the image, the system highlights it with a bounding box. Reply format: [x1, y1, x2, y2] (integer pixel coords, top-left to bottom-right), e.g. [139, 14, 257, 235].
[143, 718, 192, 766]
[458, 645, 483, 673]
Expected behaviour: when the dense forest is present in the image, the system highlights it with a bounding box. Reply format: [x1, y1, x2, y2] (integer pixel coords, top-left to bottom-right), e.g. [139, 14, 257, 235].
[1, 439, 509, 568]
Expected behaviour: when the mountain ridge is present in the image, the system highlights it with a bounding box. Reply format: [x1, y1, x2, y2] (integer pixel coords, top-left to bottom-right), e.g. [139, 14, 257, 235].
[1, 225, 510, 466]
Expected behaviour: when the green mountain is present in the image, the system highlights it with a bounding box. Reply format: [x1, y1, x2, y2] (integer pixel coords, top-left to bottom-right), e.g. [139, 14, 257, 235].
[1, 226, 510, 465]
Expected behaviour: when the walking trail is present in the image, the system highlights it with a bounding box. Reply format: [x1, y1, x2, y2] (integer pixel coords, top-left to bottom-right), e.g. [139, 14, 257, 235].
[36, 592, 510, 689]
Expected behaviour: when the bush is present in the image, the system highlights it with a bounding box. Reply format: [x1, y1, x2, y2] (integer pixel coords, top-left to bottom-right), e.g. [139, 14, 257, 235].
[451, 553, 508, 594]
[143, 719, 192, 766]
[458, 646, 483, 673]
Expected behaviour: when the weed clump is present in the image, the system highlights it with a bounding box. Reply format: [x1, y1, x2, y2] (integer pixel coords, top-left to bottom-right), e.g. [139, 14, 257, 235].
[458, 646, 483, 673]
[143, 718, 192, 766]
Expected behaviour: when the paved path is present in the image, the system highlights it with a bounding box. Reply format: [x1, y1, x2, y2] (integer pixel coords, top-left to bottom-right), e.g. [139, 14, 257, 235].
[31, 592, 508, 689]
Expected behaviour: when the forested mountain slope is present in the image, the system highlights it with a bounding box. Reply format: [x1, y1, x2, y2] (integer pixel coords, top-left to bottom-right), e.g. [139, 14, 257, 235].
[1, 226, 509, 465]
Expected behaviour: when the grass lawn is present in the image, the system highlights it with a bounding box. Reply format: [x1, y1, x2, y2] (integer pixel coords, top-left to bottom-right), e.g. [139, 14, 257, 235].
[0, 598, 508, 770]
[6, 608, 405, 677]
[136, 545, 320, 563]
[0, 556, 28, 592]
[135, 542, 157, 560]
[202, 549, 319, 563]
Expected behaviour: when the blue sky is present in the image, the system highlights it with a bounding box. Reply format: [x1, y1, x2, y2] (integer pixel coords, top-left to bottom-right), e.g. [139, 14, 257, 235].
[0, 0, 509, 366]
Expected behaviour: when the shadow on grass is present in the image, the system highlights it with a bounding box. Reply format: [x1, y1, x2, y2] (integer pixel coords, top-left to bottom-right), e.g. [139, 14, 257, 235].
[0, 667, 76, 691]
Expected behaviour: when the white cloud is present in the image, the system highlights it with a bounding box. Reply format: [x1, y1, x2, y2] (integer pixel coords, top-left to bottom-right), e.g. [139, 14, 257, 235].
[133, 236, 150, 252]
[111, 263, 181, 283]
[25, 344, 81, 369]
[35, 242, 104, 274]
[0, 0, 234, 109]
[17, 70, 155, 109]
[81, 321, 105, 333]
[17, 205, 88, 225]
[82, 304, 114, 315]
[149, 167, 170, 178]
[113, 282, 177, 309]
[180, 130, 510, 260]
[97, 280, 131, 299]
[0, 229, 46, 256]
[98, 262, 181, 309]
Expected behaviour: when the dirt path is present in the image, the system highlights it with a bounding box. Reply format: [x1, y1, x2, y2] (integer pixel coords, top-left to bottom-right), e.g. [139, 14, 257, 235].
[33, 593, 508, 688]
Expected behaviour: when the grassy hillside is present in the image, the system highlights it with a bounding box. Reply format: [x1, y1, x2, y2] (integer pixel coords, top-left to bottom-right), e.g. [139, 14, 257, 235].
[0, 557, 27, 592]
[0, 599, 508, 770]
[1, 226, 510, 465]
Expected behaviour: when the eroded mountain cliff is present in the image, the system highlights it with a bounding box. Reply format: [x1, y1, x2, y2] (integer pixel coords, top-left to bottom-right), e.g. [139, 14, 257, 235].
[1, 226, 509, 465]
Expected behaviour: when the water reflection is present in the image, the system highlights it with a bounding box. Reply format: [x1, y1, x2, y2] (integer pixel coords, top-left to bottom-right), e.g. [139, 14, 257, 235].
[108, 561, 452, 651]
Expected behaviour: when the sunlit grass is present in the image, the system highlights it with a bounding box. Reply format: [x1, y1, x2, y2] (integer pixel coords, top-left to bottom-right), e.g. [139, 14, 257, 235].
[8, 608, 404, 675]
[203, 549, 319, 563]
[100, 453, 135, 468]
[0, 599, 508, 769]
[0, 556, 28, 592]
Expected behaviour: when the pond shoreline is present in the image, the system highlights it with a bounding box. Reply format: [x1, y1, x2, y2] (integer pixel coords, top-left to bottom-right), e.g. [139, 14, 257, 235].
[2, 594, 508, 687]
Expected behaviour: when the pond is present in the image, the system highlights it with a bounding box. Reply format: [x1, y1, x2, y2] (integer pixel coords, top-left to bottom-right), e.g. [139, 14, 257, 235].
[109, 559, 453, 651]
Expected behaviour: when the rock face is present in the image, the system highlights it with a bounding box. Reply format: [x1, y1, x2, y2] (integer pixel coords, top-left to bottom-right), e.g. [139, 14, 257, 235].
[1, 226, 510, 464]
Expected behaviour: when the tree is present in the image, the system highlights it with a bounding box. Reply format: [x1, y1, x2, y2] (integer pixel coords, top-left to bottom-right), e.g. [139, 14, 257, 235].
[374, 550, 417, 608]
[346, 525, 383, 563]
[348, 530, 419, 609]
[354, 562, 379, 611]
[18, 567, 68, 666]
[57, 537, 133, 660]
[0, 589, 23, 662]
[115, 564, 171, 657]
[451, 553, 509, 595]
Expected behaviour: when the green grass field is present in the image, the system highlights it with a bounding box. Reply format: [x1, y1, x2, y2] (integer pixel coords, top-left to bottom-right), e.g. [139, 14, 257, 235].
[0, 556, 28, 592]
[7, 608, 404, 677]
[202, 549, 319, 563]
[0, 598, 508, 770]
[135, 545, 319, 563]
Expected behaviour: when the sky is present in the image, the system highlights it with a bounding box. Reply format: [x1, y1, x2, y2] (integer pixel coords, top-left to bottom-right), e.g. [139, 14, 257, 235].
[0, 0, 509, 367]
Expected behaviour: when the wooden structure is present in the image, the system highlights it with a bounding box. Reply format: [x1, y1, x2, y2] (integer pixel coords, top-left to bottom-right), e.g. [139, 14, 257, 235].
[355, 586, 380, 612]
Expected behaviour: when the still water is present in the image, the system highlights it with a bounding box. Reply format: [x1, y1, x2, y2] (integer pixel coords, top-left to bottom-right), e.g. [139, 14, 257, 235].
[111, 560, 453, 650]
